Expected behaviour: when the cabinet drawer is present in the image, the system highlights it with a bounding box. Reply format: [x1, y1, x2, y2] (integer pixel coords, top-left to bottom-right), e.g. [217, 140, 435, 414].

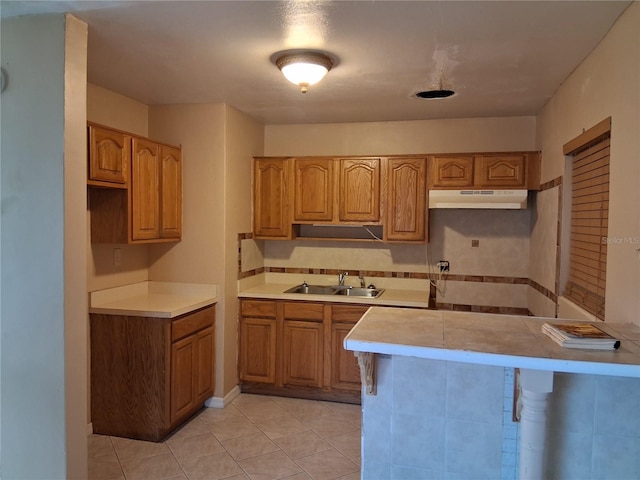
[332, 305, 369, 323]
[283, 302, 324, 321]
[241, 300, 277, 318]
[172, 305, 215, 342]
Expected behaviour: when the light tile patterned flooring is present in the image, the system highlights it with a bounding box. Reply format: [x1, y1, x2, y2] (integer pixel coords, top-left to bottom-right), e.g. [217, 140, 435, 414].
[89, 393, 362, 480]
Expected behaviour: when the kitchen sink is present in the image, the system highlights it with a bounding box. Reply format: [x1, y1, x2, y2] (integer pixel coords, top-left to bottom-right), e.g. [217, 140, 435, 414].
[284, 284, 385, 298]
[333, 287, 384, 298]
[284, 284, 339, 295]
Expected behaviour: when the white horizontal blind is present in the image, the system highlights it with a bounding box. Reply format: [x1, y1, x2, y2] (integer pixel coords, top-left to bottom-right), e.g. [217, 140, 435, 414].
[565, 132, 610, 320]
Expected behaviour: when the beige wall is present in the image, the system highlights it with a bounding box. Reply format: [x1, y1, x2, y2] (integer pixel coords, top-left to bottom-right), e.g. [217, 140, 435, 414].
[64, 14, 89, 479]
[265, 116, 536, 156]
[86, 90, 263, 400]
[222, 105, 265, 394]
[148, 103, 263, 398]
[86, 84, 150, 292]
[148, 103, 227, 397]
[148, 103, 226, 284]
[534, 2, 640, 323]
[263, 117, 537, 309]
[86, 83, 148, 136]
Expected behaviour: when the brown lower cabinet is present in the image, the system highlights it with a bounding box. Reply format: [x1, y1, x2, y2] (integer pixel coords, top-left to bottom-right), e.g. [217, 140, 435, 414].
[90, 305, 215, 442]
[239, 299, 367, 404]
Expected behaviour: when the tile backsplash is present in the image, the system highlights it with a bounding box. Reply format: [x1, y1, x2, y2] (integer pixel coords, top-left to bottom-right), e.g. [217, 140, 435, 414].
[239, 209, 546, 314]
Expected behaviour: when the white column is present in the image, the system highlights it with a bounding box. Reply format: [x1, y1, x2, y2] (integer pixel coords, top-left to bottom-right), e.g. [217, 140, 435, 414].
[518, 369, 554, 480]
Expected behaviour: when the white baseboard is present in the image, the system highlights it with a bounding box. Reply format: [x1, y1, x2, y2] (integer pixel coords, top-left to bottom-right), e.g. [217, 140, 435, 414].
[204, 385, 241, 409]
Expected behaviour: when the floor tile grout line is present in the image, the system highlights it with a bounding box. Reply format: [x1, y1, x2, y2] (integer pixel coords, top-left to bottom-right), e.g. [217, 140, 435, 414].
[228, 397, 349, 479]
[90, 394, 362, 480]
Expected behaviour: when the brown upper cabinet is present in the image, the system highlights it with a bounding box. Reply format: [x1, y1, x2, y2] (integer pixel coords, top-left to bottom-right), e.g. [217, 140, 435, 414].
[253, 151, 539, 243]
[385, 157, 427, 243]
[474, 154, 527, 188]
[88, 124, 130, 187]
[253, 157, 291, 239]
[339, 158, 381, 223]
[428, 152, 540, 190]
[88, 123, 182, 244]
[293, 158, 335, 222]
[159, 145, 183, 239]
[428, 155, 474, 188]
[292, 157, 381, 224]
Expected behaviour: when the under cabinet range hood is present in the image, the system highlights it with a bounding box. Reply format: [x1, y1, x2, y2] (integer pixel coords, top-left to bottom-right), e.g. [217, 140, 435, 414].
[428, 189, 528, 209]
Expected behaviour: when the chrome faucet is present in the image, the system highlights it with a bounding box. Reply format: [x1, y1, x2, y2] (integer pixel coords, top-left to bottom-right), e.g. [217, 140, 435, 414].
[359, 276, 366, 288]
[338, 272, 348, 286]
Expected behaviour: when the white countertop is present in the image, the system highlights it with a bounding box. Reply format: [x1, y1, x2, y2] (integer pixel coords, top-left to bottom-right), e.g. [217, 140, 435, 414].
[344, 307, 640, 377]
[89, 281, 218, 318]
[237, 282, 431, 308]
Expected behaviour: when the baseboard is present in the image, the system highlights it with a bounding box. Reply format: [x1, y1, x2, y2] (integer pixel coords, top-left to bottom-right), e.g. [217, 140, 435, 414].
[87, 422, 93, 436]
[204, 385, 241, 408]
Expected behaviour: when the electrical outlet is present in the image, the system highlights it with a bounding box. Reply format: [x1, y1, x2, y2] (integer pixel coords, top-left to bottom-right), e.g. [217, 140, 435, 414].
[438, 260, 450, 272]
[113, 248, 122, 267]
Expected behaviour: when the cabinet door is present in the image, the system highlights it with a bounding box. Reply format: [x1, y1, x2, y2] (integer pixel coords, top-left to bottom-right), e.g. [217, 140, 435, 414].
[385, 157, 427, 242]
[89, 125, 129, 185]
[339, 158, 381, 222]
[475, 154, 527, 188]
[331, 323, 361, 391]
[131, 138, 160, 240]
[293, 158, 334, 222]
[429, 156, 474, 188]
[171, 334, 197, 424]
[239, 317, 277, 384]
[160, 145, 182, 239]
[170, 326, 215, 424]
[254, 158, 290, 238]
[195, 326, 215, 404]
[282, 320, 323, 387]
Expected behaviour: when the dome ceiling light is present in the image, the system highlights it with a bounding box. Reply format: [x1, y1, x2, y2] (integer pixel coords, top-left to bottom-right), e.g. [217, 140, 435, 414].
[275, 51, 334, 93]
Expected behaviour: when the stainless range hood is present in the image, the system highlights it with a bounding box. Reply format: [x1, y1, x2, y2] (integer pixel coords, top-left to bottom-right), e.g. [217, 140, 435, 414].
[428, 189, 528, 209]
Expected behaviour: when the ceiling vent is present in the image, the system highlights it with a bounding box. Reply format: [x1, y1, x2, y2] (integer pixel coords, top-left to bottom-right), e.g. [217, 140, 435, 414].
[415, 89, 455, 99]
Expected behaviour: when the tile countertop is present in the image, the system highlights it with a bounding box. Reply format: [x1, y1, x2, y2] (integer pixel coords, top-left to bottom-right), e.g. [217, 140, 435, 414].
[237, 282, 431, 308]
[344, 307, 640, 378]
[89, 281, 218, 318]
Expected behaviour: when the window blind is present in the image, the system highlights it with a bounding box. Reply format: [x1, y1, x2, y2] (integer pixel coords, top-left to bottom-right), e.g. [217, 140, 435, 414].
[564, 127, 610, 320]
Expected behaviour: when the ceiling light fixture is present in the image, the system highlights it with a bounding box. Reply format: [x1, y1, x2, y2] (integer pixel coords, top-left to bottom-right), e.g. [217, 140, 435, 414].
[275, 51, 334, 94]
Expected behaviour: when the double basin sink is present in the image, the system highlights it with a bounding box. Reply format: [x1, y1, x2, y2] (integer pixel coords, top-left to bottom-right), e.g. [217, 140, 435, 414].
[284, 283, 385, 298]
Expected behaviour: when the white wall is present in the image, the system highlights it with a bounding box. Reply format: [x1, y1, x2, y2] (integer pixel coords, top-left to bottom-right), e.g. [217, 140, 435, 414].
[0, 13, 88, 478]
[534, 2, 640, 324]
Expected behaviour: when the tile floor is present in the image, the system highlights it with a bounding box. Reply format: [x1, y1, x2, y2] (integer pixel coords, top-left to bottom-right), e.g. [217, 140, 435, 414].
[88, 393, 362, 480]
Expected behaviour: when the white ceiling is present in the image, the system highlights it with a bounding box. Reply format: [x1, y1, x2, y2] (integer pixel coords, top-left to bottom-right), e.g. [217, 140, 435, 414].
[1, 0, 632, 125]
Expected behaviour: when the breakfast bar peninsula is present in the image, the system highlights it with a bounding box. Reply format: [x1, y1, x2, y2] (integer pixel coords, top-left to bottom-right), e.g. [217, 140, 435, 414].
[344, 307, 640, 480]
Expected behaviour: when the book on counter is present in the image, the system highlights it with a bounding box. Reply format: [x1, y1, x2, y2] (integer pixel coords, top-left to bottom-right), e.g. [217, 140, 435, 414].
[541, 322, 621, 350]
